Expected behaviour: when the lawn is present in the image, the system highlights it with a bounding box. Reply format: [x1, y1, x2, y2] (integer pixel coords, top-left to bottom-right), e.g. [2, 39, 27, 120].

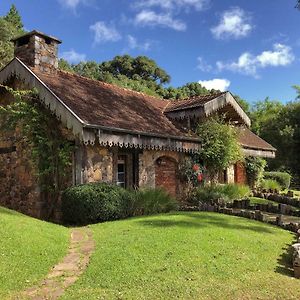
[62, 212, 300, 300]
[0, 206, 69, 299]
[249, 196, 279, 206]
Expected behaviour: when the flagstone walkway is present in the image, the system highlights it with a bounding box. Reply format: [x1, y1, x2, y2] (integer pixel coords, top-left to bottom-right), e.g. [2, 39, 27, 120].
[16, 227, 95, 300]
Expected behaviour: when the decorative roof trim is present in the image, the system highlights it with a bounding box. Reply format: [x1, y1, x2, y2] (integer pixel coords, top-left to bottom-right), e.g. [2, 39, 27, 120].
[242, 147, 276, 158]
[95, 130, 200, 153]
[0, 58, 84, 138]
[203, 92, 251, 127]
[0, 58, 202, 152]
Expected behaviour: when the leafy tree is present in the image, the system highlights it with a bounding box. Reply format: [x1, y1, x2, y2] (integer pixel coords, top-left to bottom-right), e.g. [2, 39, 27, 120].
[99, 55, 170, 85]
[196, 117, 243, 182]
[58, 59, 75, 73]
[250, 97, 284, 135]
[234, 94, 250, 115]
[0, 5, 25, 69]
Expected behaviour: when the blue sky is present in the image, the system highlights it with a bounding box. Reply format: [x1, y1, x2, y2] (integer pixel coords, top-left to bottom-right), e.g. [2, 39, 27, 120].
[1, 0, 300, 103]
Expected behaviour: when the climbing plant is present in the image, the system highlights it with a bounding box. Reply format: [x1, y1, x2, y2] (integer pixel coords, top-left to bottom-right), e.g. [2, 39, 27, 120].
[0, 84, 73, 218]
[245, 156, 266, 188]
[196, 117, 243, 182]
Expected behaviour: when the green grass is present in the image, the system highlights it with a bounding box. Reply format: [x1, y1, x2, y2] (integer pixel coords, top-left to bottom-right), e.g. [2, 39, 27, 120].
[249, 196, 279, 205]
[62, 212, 300, 300]
[0, 206, 69, 299]
[249, 197, 300, 212]
[282, 189, 300, 198]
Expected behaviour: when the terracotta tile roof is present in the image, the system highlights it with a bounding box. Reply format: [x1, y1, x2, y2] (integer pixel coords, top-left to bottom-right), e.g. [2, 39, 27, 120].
[28, 67, 275, 153]
[32, 69, 189, 138]
[165, 92, 226, 112]
[238, 127, 276, 151]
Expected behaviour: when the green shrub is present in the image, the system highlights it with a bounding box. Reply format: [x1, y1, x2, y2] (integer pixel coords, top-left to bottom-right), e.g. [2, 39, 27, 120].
[132, 188, 178, 216]
[190, 184, 250, 205]
[62, 183, 134, 225]
[245, 157, 266, 188]
[263, 172, 291, 189]
[221, 184, 251, 200]
[259, 179, 281, 191]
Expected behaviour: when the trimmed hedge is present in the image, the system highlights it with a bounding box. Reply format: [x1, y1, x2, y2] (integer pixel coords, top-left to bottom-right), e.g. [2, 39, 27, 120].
[62, 183, 133, 225]
[263, 172, 291, 189]
[62, 183, 178, 225]
[190, 184, 250, 205]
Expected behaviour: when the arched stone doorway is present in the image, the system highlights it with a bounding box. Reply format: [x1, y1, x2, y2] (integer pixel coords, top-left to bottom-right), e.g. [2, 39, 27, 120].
[155, 156, 178, 197]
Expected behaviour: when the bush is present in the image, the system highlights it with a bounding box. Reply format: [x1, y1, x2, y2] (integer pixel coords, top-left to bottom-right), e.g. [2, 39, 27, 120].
[190, 184, 250, 205]
[245, 157, 266, 188]
[263, 172, 291, 189]
[132, 188, 178, 216]
[259, 179, 281, 191]
[62, 183, 134, 225]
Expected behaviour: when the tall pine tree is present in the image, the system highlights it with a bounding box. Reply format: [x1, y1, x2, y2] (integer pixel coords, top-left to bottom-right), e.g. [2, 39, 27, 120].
[0, 5, 25, 69]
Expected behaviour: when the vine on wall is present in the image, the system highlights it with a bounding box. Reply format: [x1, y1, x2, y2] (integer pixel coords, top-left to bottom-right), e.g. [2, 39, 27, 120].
[0, 84, 73, 218]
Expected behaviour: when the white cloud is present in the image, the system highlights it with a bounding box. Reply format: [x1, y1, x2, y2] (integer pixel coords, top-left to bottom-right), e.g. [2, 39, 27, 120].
[60, 49, 86, 64]
[211, 7, 252, 40]
[217, 43, 295, 77]
[257, 44, 294, 67]
[198, 79, 231, 92]
[127, 35, 152, 51]
[134, 10, 186, 31]
[90, 21, 121, 44]
[58, 0, 88, 10]
[197, 57, 212, 72]
[133, 0, 209, 12]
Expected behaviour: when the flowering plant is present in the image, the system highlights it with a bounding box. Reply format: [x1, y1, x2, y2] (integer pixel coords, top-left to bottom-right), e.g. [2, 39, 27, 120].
[178, 155, 205, 186]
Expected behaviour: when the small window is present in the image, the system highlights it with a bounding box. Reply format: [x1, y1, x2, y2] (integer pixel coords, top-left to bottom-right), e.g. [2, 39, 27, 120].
[16, 36, 30, 47]
[45, 37, 52, 45]
[117, 155, 126, 188]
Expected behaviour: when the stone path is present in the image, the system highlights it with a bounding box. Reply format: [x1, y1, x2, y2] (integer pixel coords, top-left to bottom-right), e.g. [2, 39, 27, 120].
[16, 227, 95, 300]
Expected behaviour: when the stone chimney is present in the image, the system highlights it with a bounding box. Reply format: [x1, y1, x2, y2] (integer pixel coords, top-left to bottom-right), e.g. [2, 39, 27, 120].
[12, 30, 62, 73]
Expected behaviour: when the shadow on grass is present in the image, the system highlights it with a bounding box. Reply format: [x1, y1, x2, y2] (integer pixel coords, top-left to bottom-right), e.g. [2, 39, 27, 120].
[275, 243, 295, 277]
[138, 212, 274, 234]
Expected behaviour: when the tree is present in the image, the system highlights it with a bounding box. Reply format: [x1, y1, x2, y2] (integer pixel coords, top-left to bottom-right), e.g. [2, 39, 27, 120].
[250, 97, 284, 135]
[99, 55, 171, 85]
[0, 5, 25, 69]
[3, 4, 23, 31]
[196, 117, 243, 182]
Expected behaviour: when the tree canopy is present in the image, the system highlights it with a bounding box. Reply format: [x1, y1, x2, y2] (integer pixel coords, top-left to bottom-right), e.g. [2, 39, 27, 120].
[0, 5, 25, 69]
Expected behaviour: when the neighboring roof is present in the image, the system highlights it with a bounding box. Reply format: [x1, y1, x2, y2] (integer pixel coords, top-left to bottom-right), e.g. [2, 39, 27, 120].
[32, 68, 190, 139]
[11, 30, 62, 44]
[238, 127, 276, 152]
[165, 92, 226, 112]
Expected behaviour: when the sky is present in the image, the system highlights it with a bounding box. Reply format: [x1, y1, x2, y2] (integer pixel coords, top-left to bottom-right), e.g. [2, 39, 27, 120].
[1, 0, 300, 104]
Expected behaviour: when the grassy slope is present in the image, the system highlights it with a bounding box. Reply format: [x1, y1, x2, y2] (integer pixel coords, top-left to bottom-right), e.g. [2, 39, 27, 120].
[0, 206, 69, 299]
[62, 212, 300, 300]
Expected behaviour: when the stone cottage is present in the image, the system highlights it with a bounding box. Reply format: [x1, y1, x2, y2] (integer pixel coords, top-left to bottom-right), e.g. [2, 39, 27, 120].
[0, 30, 276, 219]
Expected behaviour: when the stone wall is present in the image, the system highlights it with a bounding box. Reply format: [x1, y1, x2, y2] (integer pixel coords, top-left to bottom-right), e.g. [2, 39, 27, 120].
[139, 150, 187, 197]
[227, 165, 235, 184]
[0, 130, 42, 217]
[81, 145, 114, 184]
